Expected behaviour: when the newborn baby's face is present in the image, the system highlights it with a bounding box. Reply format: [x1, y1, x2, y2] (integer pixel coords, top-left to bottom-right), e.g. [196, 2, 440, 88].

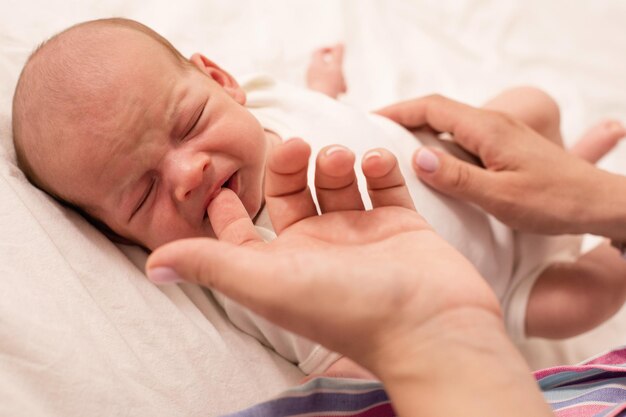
[102, 61, 273, 250]
[54, 50, 273, 250]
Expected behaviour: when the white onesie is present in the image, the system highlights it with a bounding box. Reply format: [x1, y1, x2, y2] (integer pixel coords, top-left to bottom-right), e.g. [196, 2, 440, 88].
[212, 75, 580, 374]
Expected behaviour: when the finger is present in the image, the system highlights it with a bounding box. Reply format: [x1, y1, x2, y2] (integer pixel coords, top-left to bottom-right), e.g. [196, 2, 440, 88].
[413, 147, 496, 207]
[265, 138, 318, 233]
[146, 236, 265, 291]
[361, 148, 415, 210]
[315, 145, 365, 212]
[207, 188, 263, 246]
[375, 95, 499, 157]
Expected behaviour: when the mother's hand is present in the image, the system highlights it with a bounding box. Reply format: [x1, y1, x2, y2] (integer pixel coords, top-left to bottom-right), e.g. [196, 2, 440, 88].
[378, 95, 626, 238]
[145, 139, 550, 417]
[146, 138, 498, 370]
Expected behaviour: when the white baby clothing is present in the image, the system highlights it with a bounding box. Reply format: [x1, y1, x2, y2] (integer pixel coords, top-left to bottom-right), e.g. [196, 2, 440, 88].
[213, 75, 580, 374]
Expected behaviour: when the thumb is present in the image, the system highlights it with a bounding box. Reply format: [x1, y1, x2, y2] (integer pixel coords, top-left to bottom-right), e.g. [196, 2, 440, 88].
[413, 147, 494, 206]
[145, 238, 318, 334]
[146, 238, 293, 323]
[146, 237, 263, 290]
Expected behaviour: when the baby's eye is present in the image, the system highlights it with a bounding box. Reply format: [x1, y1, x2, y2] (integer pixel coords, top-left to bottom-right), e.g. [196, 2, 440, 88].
[182, 104, 205, 141]
[133, 178, 156, 217]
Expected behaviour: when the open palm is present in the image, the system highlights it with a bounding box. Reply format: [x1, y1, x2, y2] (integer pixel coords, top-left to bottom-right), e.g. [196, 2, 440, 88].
[147, 138, 500, 371]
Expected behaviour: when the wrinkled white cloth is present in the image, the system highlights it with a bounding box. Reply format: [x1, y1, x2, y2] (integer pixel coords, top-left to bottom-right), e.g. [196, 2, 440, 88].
[0, 115, 302, 416]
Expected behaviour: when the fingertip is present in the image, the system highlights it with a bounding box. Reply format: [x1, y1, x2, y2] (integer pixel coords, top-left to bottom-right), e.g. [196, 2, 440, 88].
[264, 137, 318, 231]
[318, 145, 355, 178]
[146, 266, 184, 285]
[362, 148, 414, 210]
[145, 239, 181, 273]
[284, 136, 306, 145]
[270, 137, 311, 174]
[413, 147, 440, 174]
[314, 144, 363, 212]
[145, 237, 249, 292]
[361, 149, 394, 178]
[363, 149, 382, 159]
[144, 238, 209, 286]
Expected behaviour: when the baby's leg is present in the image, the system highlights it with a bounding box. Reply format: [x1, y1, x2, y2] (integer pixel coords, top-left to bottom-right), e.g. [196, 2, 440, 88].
[482, 86, 564, 146]
[482, 86, 625, 162]
[525, 243, 626, 339]
[306, 44, 347, 99]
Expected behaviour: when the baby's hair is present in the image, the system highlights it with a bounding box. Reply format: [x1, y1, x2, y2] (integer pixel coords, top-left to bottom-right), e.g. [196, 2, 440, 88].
[12, 18, 190, 194]
[11, 18, 192, 245]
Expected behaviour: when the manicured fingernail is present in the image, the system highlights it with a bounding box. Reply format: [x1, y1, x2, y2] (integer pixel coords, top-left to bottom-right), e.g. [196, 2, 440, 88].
[363, 150, 382, 162]
[325, 145, 348, 156]
[415, 148, 439, 172]
[147, 267, 184, 285]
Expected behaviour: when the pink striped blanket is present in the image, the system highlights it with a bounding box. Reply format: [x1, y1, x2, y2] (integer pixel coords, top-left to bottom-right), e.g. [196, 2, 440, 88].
[223, 347, 626, 416]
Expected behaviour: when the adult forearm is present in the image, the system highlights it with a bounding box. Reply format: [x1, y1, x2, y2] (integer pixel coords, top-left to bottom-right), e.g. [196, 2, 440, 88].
[373, 309, 553, 417]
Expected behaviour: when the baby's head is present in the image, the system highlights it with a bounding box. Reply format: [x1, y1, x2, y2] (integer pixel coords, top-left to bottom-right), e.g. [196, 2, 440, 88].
[13, 18, 275, 250]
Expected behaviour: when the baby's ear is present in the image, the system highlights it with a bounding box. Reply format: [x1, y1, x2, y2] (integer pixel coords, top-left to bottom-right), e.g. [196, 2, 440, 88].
[189, 53, 246, 105]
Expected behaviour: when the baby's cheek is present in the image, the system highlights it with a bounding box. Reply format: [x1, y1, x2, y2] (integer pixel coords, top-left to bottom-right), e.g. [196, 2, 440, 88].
[145, 211, 188, 248]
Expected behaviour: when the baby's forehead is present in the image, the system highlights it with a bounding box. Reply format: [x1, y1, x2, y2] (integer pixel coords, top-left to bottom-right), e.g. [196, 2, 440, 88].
[18, 29, 184, 182]
[46, 29, 185, 114]
[39, 24, 183, 90]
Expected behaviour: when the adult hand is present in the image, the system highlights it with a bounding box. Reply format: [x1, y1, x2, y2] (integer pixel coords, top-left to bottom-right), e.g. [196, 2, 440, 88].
[146, 139, 551, 417]
[147, 138, 498, 367]
[378, 95, 626, 239]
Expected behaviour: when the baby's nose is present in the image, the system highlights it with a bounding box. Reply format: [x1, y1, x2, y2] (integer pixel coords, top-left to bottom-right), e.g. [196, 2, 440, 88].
[171, 152, 211, 202]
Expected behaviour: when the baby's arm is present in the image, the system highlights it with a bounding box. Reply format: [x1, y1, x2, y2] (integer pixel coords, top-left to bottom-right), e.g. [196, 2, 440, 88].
[305, 45, 347, 99]
[526, 242, 626, 338]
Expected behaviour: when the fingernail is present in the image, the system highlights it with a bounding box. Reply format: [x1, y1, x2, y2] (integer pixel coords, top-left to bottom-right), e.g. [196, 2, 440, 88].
[147, 267, 184, 285]
[415, 148, 439, 172]
[363, 150, 382, 161]
[325, 145, 347, 156]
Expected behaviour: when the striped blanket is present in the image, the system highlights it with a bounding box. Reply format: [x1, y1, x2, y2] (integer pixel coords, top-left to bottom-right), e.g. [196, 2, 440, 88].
[223, 347, 626, 417]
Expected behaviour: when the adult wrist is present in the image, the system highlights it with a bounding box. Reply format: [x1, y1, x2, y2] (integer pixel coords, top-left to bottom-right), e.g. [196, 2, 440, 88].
[370, 308, 552, 417]
[580, 171, 626, 241]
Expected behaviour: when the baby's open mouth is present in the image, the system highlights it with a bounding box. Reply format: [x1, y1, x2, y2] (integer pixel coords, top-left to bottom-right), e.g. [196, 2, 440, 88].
[224, 171, 237, 192]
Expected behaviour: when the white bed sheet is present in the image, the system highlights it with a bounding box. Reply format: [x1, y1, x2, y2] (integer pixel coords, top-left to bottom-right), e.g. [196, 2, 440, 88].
[2, 1, 626, 415]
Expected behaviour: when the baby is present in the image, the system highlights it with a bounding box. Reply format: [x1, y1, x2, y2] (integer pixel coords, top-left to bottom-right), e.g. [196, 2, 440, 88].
[12, 18, 626, 377]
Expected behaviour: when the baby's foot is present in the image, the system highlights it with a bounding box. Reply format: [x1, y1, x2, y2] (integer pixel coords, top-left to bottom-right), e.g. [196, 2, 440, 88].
[306, 44, 347, 99]
[570, 119, 626, 163]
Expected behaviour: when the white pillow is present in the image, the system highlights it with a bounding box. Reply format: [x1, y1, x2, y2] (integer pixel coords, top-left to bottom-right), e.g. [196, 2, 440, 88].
[0, 115, 301, 416]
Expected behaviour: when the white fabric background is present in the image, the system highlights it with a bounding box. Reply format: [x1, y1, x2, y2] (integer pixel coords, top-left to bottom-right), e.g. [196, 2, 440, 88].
[1, 0, 626, 415]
